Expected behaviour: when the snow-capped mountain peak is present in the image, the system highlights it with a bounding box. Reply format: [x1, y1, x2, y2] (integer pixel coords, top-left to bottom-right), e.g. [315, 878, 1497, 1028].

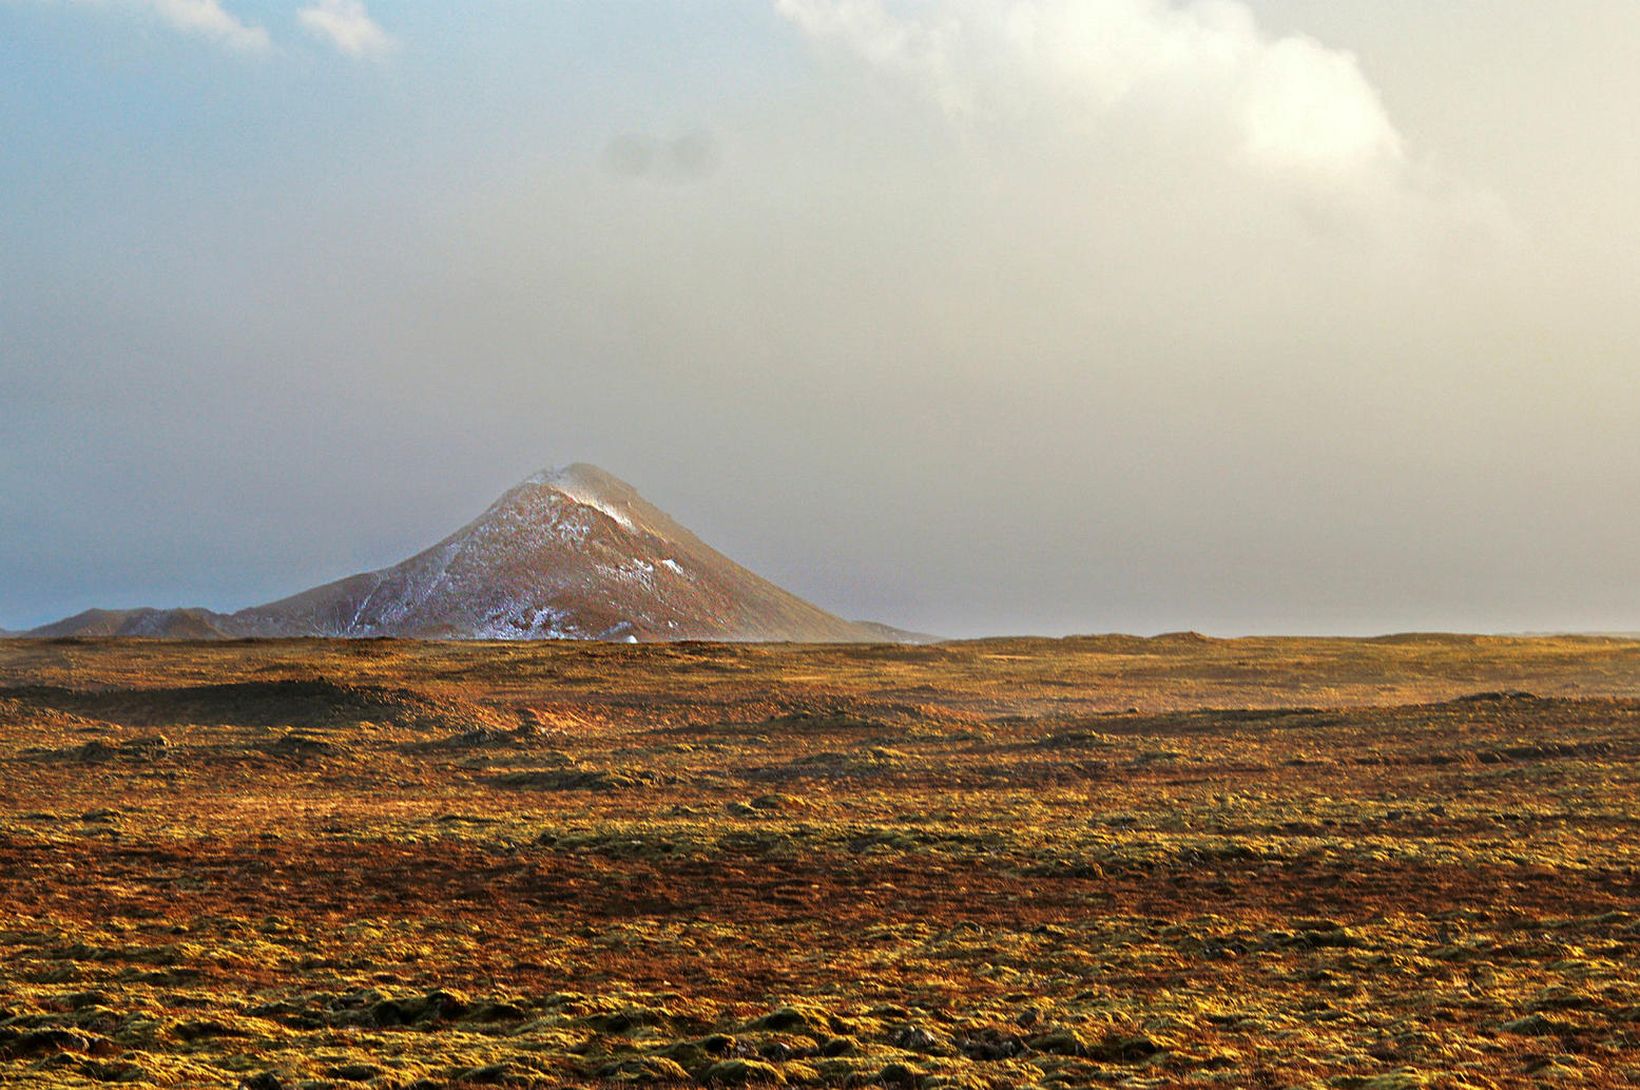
[216, 464, 890, 642]
[23, 464, 918, 643]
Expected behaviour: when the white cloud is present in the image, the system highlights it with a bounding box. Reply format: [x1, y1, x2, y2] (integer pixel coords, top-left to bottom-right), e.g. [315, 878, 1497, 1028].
[150, 0, 266, 50]
[297, 0, 393, 57]
[59, 0, 271, 51]
[775, 0, 1406, 183]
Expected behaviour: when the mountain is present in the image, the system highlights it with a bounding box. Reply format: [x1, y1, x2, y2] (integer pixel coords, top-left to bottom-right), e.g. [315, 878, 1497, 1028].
[23, 465, 915, 643]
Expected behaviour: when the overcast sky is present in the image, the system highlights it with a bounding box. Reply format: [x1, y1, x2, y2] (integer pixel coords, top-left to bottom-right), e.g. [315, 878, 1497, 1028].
[3, 1, 1639, 637]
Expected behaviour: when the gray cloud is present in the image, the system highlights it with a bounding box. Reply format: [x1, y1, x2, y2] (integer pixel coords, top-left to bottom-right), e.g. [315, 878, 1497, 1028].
[603, 131, 722, 182]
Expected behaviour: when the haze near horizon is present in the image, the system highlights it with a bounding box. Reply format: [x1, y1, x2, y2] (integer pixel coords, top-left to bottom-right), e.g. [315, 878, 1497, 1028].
[4, 2, 1639, 638]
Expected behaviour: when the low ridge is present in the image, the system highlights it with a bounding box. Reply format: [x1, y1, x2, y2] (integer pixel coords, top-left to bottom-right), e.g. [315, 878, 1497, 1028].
[25, 607, 235, 640]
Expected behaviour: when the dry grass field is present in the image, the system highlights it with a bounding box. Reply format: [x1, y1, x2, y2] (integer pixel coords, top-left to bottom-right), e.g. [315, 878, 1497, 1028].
[2, 634, 1639, 1089]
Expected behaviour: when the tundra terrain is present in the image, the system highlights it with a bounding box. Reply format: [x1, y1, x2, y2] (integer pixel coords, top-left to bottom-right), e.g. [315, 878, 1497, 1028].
[2, 634, 1638, 1088]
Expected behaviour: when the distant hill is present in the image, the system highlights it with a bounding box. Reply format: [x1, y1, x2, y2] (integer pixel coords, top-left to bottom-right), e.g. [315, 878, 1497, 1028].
[24, 607, 235, 640]
[23, 464, 922, 643]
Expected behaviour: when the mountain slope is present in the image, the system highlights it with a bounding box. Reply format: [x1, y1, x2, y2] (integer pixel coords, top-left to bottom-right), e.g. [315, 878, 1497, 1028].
[25, 465, 903, 643]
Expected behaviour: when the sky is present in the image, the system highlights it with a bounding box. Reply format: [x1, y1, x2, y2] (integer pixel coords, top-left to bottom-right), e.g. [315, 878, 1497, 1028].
[3, 1, 1639, 638]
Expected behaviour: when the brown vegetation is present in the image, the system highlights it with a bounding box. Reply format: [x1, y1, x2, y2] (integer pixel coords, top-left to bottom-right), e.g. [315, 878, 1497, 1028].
[2, 634, 1639, 1088]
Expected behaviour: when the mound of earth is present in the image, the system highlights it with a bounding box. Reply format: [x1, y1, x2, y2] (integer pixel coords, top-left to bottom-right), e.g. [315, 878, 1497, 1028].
[0, 678, 502, 732]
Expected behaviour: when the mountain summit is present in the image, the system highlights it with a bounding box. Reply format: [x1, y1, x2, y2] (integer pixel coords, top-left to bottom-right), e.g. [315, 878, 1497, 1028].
[21, 465, 908, 643]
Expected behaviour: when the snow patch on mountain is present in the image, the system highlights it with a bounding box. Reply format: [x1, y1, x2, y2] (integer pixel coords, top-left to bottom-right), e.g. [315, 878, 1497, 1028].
[526, 464, 636, 530]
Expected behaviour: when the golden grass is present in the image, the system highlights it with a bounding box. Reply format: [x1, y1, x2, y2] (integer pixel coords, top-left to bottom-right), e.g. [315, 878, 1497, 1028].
[1, 634, 1638, 1088]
